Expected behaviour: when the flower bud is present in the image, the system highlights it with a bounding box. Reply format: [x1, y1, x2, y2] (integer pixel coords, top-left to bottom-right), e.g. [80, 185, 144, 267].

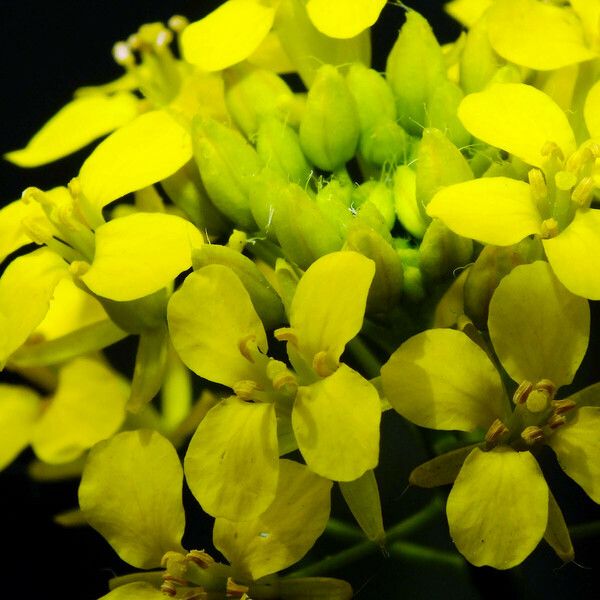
[393, 165, 428, 239]
[192, 244, 285, 330]
[360, 119, 410, 167]
[386, 10, 446, 136]
[256, 115, 312, 185]
[192, 116, 261, 230]
[352, 180, 396, 231]
[299, 64, 360, 171]
[426, 79, 471, 149]
[315, 179, 355, 238]
[419, 219, 473, 284]
[460, 20, 500, 94]
[415, 128, 473, 214]
[344, 226, 403, 313]
[223, 63, 298, 137]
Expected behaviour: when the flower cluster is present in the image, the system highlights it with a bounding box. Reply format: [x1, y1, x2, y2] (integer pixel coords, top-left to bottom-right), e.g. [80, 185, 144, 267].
[1, 0, 600, 598]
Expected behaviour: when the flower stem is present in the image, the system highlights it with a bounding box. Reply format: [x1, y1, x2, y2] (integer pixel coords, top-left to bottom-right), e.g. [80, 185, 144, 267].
[569, 520, 600, 540]
[346, 336, 381, 379]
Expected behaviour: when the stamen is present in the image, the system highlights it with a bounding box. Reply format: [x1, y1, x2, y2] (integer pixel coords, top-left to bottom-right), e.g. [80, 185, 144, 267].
[160, 580, 177, 597]
[266, 359, 298, 393]
[274, 327, 298, 346]
[238, 334, 257, 362]
[168, 15, 189, 33]
[513, 380, 533, 404]
[233, 380, 260, 401]
[571, 176, 595, 207]
[69, 260, 91, 278]
[313, 350, 338, 378]
[541, 141, 564, 162]
[540, 217, 559, 239]
[551, 398, 576, 415]
[186, 550, 215, 569]
[484, 418, 509, 447]
[226, 578, 249, 598]
[112, 41, 135, 67]
[547, 414, 567, 429]
[528, 168, 547, 201]
[521, 425, 544, 445]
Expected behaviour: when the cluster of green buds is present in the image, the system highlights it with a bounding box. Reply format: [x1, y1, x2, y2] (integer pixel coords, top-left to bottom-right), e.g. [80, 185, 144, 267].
[1, 0, 600, 598]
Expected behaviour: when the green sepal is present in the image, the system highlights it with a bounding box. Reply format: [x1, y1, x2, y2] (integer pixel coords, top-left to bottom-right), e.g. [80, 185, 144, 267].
[385, 10, 446, 136]
[161, 162, 230, 236]
[544, 489, 574, 563]
[9, 320, 127, 368]
[353, 180, 396, 232]
[344, 226, 403, 314]
[192, 243, 285, 330]
[460, 20, 501, 94]
[339, 469, 385, 544]
[299, 64, 360, 172]
[426, 79, 470, 149]
[192, 116, 261, 230]
[275, 258, 301, 318]
[409, 444, 479, 488]
[224, 62, 296, 137]
[393, 165, 428, 239]
[128, 325, 169, 413]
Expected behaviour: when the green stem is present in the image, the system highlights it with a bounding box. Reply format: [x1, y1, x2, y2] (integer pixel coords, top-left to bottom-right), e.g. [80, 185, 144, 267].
[388, 541, 465, 569]
[287, 498, 444, 578]
[569, 520, 600, 540]
[346, 336, 381, 379]
[325, 519, 364, 542]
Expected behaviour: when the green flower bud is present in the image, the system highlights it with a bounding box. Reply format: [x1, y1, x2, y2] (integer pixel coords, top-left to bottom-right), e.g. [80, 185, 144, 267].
[464, 238, 544, 329]
[419, 219, 473, 283]
[299, 64, 360, 172]
[460, 20, 501, 94]
[256, 115, 312, 185]
[393, 165, 428, 239]
[273, 184, 343, 269]
[192, 244, 285, 330]
[161, 162, 229, 236]
[426, 79, 471, 149]
[345, 226, 403, 314]
[346, 63, 396, 132]
[353, 180, 396, 231]
[223, 63, 300, 137]
[249, 169, 287, 240]
[415, 128, 473, 214]
[360, 119, 410, 167]
[192, 116, 261, 230]
[316, 179, 355, 238]
[385, 10, 446, 136]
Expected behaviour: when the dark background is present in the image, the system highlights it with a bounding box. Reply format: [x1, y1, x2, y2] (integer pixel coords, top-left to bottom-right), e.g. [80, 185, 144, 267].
[1, 1, 599, 599]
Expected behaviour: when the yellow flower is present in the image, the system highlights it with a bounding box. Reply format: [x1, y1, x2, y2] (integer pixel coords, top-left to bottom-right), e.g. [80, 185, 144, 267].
[427, 82, 600, 298]
[381, 261, 596, 568]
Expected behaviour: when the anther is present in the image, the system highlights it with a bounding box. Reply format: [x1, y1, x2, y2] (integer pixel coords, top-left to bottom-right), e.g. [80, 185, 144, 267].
[547, 414, 567, 429]
[160, 580, 177, 597]
[168, 15, 189, 32]
[233, 380, 260, 401]
[513, 380, 533, 404]
[313, 351, 338, 378]
[112, 42, 135, 67]
[541, 141, 564, 162]
[186, 550, 215, 569]
[571, 176, 595, 207]
[551, 398, 576, 415]
[540, 217, 559, 239]
[528, 168, 547, 201]
[238, 334, 257, 362]
[226, 578, 249, 598]
[485, 418, 509, 447]
[521, 425, 544, 445]
[69, 260, 91, 278]
[274, 327, 298, 346]
[266, 359, 298, 392]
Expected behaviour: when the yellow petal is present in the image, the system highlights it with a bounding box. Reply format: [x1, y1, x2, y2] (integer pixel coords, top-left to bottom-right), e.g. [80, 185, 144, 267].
[447, 447, 548, 569]
[570, 0, 600, 47]
[81, 212, 203, 301]
[543, 209, 600, 300]
[548, 406, 600, 503]
[79, 429, 186, 569]
[34, 277, 106, 340]
[167, 265, 268, 388]
[181, 0, 276, 71]
[306, 0, 386, 39]
[32, 357, 129, 464]
[381, 329, 508, 431]
[459, 84, 576, 168]
[5, 93, 139, 167]
[184, 397, 279, 520]
[445, 0, 492, 28]
[584, 79, 600, 139]
[487, 0, 596, 70]
[288, 251, 375, 368]
[0, 385, 40, 470]
[293, 364, 380, 481]
[99, 583, 165, 600]
[0, 249, 67, 369]
[0, 200, 36, 263]
[79, 110, 192, 211]
[214, 459, 331, 581]
[248, 31, 295, 73]
[427, 177, 541, 245]
[488, 261, 589, 387]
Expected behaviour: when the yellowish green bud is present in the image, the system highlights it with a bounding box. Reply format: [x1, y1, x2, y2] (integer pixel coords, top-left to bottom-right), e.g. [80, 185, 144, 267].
[352, 180, 396, 231]
[256, 115, 312, 185]
[415, 128, 473, 214]
[249, 169, 287, 240]
[344, 226, 403, 314]
[161, 162, 229, 236]
[299, 64, 360, 172]
[360, 119, 410, 167]
[385, 10, 446, 136]
[426, 79, 471, 149]
[191, 244, 285, 330]
[192, 116, 261, 230]
[315, 179, 355, 238]
[460, 20, 500, 94]
[393, 165, 428, 239]
[223, 63, 296, 138]
[419, 219, 473, 284]
[345, 63, 396, 132]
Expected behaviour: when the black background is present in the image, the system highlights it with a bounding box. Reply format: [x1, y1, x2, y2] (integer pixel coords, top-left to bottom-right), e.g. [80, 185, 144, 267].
[1, 1, 599, 599]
